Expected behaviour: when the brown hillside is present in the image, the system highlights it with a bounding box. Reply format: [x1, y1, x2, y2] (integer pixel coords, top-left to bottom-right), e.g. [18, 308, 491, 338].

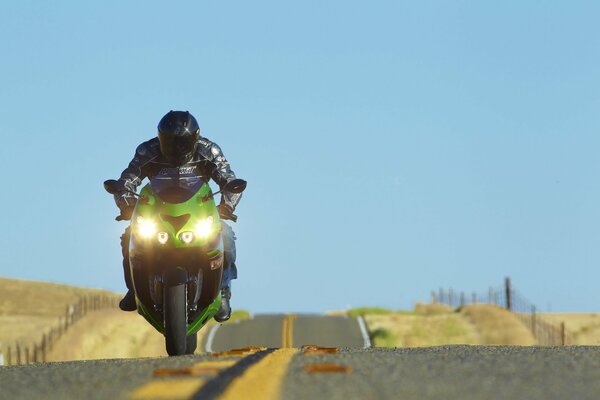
[541, 313, 600, 345]
[46, 309, 167, 361]
[364, 304, 537, 347]
[0, 277, 116, 349]
[461, 304, 536, 345]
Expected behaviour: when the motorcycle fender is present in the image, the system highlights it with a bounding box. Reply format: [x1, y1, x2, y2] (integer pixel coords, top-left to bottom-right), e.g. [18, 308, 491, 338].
[162, 268, 189, 287]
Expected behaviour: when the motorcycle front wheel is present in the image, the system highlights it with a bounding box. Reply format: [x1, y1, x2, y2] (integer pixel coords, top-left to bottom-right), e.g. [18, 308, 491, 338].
[186, 333, 197, 354]
[164, 283, 187, 356]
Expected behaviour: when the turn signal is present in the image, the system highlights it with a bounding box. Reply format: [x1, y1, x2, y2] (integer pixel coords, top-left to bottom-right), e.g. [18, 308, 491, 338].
[210, 253, 223, 270]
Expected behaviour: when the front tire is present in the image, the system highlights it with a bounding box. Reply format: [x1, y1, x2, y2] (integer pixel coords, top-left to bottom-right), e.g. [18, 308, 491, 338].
[186, 333, 197, 354]
[164, 284, 187, 356]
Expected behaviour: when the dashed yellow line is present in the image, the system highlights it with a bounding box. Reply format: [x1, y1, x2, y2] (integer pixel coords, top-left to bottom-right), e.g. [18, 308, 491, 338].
[218, 348, 298, 400]
[130, 359, 238, 400]
[131, 320, 299, 400]
[281, 314, 297, 348]
[131, 379, 205, 400]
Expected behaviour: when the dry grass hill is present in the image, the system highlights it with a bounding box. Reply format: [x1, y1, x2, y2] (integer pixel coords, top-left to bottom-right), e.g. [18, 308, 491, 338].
[0, 277, 247, 363]
[0, 277, 116, 350]
[541, 313, 600, 345]
[359, 304, 599, 347]
[0, 277, 169, 361]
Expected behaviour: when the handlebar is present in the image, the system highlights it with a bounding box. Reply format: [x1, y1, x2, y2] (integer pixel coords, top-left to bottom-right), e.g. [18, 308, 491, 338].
[116, 213, 237, 222]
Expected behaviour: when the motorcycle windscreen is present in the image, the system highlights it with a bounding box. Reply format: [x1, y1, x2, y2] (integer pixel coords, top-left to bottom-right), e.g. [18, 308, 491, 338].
[150, 168, 206, 204]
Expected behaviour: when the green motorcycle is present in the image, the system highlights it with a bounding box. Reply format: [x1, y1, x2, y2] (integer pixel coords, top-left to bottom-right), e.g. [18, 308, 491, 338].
[104, 167, 246, 356]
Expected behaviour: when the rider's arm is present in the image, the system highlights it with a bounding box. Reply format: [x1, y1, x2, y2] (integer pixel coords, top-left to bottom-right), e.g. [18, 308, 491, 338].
[208, 143, 242, 211]
[114, 140, 158, 210]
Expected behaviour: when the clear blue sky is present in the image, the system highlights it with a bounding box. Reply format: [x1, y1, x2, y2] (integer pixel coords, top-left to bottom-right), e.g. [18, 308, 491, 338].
[0, 1, 598, 313]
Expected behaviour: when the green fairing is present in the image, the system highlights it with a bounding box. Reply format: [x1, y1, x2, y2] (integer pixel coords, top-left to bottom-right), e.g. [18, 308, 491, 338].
[137, 295, 222, 335]
[128, 181, 225, 335]
[186, 295, 221, 334]
[133, 182, 222, 248]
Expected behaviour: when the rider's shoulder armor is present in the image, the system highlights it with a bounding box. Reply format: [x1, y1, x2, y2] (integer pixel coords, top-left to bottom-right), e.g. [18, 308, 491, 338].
[136, 138, 161, 159]
[196, 137, 224, 163]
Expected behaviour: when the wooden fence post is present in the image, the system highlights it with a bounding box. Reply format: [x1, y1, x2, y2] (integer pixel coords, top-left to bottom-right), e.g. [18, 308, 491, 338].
[75, 300, 81, 321]
[6, 346, 11, 365]
[64, 306, 70, 330]
[561, 322, 566, 346]
[41, 334, 47, 362]
[24, 346, 29, 364]
[505, 277, 512, 311]
[16, 343, 21, 365]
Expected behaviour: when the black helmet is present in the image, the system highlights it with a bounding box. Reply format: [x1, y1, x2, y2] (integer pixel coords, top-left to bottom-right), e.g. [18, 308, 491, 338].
[157, 111, 200, 166]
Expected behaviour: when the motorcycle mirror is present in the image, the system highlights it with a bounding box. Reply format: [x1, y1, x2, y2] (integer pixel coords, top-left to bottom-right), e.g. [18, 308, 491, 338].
[224, 179, 247, 194]
[104, 179, 125, 194]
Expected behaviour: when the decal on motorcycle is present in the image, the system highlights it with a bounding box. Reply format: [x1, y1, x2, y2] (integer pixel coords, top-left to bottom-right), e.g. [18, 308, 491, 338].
[158, 166, 197, 176]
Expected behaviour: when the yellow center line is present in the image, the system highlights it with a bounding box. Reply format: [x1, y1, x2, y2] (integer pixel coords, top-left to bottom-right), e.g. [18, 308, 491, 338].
[130, 358, 243, 400]
[130, 379, 205, 400]
[217, 348, 298, 400]
[281, 314, 297, 348]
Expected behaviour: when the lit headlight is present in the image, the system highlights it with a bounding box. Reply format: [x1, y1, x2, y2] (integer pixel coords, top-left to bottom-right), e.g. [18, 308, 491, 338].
[138, 218, 157, 238]
[179, 231, 195, 244]
[157, 232, 169, 244]
[195, 216, 214, 238]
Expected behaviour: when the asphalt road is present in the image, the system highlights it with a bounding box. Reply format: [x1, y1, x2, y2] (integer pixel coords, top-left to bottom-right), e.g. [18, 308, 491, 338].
[202, 314, 368, 352]
[2, 315, 600, 400]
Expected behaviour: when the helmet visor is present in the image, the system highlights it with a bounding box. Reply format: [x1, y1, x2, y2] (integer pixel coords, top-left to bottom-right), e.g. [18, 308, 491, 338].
[159, 131, 199, 166]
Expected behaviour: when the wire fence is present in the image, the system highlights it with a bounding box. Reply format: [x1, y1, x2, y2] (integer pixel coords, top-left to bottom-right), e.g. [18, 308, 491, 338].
[432, 277, 568, 345]
[0, 294, 118, 366]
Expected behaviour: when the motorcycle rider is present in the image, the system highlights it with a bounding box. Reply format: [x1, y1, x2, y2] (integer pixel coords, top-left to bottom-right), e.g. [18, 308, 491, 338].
[113, 110, 241, 322]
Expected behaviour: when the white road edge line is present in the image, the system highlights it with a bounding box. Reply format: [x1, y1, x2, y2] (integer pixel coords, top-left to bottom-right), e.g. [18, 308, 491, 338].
[204, 324, 221, 353]
[356, 316, 372, 348]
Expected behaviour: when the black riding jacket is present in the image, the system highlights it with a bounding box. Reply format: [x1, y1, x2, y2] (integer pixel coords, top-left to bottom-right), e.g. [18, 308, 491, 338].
[114, 136, 241, 211]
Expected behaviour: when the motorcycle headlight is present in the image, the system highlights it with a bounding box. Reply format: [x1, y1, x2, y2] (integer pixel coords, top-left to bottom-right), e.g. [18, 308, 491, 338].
[195, 216, 214, 238]
[138, 218, 157, 238]
[157, 232, 169, 244]
[179, 231, 195, 244]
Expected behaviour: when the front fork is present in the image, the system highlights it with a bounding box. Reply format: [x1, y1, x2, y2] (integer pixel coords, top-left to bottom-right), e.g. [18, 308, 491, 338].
[149, 269, 203, 318]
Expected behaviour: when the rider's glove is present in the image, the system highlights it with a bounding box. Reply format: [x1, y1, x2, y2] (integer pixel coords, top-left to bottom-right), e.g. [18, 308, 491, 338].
[115, 195, 136, 221]
[116, 195, 136, 210]
[217, 204, 234, 220]
[116, 206, 134, 221]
